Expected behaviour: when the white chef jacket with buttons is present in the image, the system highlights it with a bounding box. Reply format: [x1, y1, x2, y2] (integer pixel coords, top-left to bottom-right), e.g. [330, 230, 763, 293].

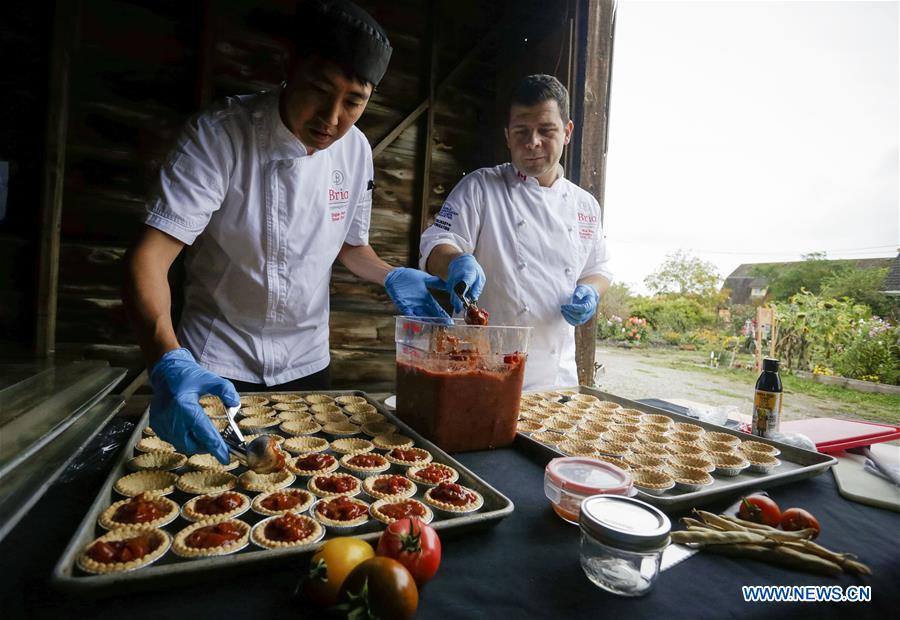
[419, 163, 612, 390]
[145, 88, 373, 385]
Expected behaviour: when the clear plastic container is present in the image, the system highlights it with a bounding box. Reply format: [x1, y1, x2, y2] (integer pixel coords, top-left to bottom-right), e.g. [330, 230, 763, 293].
[544, 457, 633, 524]
[578, 495, 671, 597]
[395, 317, 531, 452]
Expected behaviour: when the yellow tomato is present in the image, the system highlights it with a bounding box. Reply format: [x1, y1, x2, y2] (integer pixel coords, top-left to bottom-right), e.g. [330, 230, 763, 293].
[305, 537, 375, 606]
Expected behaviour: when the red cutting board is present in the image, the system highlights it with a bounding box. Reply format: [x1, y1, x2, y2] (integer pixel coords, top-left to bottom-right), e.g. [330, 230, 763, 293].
[780, 418, 900, 453]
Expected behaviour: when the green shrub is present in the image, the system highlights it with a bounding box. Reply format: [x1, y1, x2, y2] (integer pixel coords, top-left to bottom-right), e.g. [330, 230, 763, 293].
[832, 318, 900, 385]
[630, 296, 715, 333]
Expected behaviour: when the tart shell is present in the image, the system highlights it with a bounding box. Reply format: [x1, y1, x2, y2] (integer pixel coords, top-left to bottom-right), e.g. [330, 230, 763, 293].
[287, 453, 340, 477]
[127, 451, 186, 472]
[311, 497, 370, 529]
[282, 436, 330, 455]
[181, 492, 251, 522]
[172, 519, 250, 558]
[176, 471, 238, 495]
[424, 484, 484, 514]
[370, 498, 434, 525]
[362, 474, 418, 501]
[406, 463, 459, 486]
[239, 470, 296, 493]
[251, 513, 325, 549]
[114, 471, 178, 497]
[99, 494, 179, 530]
[307, 473, 362, 498]
[251, 488, 316, 517]
[78, 527, 171, 574]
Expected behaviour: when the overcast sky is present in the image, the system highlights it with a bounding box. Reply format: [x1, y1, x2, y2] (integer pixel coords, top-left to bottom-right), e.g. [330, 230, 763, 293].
[604, 0, 899, 294]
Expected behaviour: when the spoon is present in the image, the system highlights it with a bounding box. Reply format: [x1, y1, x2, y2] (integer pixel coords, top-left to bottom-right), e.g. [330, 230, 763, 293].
[222, 406, 286, 473]
[453, 282, 489, 325]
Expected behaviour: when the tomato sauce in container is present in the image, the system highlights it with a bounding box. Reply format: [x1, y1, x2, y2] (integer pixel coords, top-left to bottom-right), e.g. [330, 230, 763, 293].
[544, 457, 634, 523]
[395, 317, 531, 453]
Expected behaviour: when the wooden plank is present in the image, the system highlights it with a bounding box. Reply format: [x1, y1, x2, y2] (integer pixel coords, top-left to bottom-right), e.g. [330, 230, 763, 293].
[371, 26, 499, 159]
[573, 0, 616, 387]
[415, 0, 438, 240]
[35, 0, 81, 357]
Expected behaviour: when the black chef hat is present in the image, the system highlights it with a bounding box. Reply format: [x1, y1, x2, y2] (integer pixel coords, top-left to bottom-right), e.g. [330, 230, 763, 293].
[296, 0, 392, 86]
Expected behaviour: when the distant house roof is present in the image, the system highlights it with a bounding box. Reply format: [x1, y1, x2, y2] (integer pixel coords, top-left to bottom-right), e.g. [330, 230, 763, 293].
[885, 254, 900, 296]
[722, 256, 895, 305]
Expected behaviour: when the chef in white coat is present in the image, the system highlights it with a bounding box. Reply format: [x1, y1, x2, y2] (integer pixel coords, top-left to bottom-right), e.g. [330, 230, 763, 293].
[123, 0, 449, 462]
[419, 74, 612, 389]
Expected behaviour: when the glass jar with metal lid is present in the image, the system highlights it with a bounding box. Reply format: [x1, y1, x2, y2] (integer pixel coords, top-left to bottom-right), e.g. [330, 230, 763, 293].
[578, 495, 671, 596]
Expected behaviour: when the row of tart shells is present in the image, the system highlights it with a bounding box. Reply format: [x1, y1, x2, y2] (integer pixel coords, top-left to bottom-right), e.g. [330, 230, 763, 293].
[82, 476, 484, 573]
[519, 392, 783, 490]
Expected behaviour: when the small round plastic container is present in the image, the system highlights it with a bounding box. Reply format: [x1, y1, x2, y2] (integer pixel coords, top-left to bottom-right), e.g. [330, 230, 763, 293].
[543, 457, 633, 524]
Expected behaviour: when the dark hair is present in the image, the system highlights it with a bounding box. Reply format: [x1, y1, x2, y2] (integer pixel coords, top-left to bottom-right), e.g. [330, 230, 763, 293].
[508, 74, 570, 124]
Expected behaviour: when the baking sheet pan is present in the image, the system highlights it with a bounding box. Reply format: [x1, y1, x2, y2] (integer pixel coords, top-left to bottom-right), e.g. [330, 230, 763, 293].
[52, 391, 514, 593]
[515, 387, 837, 513]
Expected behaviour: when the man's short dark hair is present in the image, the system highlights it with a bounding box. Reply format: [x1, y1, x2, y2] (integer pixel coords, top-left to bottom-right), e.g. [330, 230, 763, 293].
[509, 74, 570, 124]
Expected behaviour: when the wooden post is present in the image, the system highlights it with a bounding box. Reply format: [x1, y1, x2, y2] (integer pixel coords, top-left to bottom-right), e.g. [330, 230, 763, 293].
[417, 1, 438, 235]
[35, 0, 81, 357]
[572, 0, 616, 386]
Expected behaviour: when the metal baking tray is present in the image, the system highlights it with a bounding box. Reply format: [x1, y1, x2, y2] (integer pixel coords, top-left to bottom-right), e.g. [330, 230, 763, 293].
[52, 391, 514, 593]
[514, 387, 837, 513]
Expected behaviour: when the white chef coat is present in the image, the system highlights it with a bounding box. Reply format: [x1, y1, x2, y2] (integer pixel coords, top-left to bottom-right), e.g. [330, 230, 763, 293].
[419, 163, 612, 389]
[145, 87, 373, 385]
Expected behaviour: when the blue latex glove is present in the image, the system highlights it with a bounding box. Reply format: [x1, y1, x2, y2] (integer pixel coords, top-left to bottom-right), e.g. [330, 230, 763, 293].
[384, 267, 452, 321]
[149, 348, 238, 463]
[560, 284, 600, 326]
[447, 254, 486, 314]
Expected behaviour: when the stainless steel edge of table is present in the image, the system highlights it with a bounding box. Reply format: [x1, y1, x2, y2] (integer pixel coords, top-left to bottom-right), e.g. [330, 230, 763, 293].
[52, 390, 514, 593]
[516, 387, 837, 513]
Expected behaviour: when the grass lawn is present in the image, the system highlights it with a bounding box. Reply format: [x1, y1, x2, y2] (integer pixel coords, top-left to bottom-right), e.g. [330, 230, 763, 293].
[639, 348, 900, 426]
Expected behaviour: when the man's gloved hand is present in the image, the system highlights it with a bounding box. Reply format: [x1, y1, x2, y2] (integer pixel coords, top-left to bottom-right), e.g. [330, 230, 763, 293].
[149, 348, 238, 463]
[560, 284, 600, 326]
[447, 254, 486, 314]
[384, 267, 451, 321]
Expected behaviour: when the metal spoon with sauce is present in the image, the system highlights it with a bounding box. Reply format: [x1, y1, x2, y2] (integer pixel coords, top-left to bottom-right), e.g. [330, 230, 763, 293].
[222, 406, 285, 473]
[453, 282, 489, 326]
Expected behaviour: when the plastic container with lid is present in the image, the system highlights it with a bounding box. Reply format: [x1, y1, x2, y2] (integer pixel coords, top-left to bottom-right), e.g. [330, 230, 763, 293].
[543, 457, 633, 524]
[578, 495, 671, 597]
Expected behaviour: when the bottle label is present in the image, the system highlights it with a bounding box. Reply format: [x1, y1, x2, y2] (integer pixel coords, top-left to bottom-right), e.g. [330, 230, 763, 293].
[753, 390, 782, 437]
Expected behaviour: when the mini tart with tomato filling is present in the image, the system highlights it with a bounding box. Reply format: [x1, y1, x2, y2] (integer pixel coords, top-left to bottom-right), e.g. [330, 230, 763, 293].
[187, 453, 240, 472]
[340, 452, 390, 477]
[424, 481, 484, 513]
[251, 488, 315, 516]
[172, 519, 250, 558]
[362, 474, 417, 500]
[78, 526, 171, 574]
[182, 491, 251, 522]
[176, 471, 238, 495]
[282, 436, 329, 455]
[308, 473, 362, 498]
[371, 433, 414, 451]
[251, 512, 324, 549]
[384, 447, 433, 467]
[287, 452, 339, 476]
[312, 496, 370, 528]
[135, 436, 176, 454]
[126, 451, 186, 472]
[370, 498, 433, 525]
[114, 471, 178, 497]
[406, 462, 459, 486]
[99, 492, 179, 530]
[239, 470, 296, 493]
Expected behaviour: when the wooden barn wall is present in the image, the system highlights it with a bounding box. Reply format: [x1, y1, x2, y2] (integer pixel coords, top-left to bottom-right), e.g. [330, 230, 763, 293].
[15, 0, 586, 391]
[0, 1, 52, 350]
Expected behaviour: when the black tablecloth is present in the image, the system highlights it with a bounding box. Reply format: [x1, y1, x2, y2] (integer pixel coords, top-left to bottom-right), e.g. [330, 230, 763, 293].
[2, 418, 897, 620]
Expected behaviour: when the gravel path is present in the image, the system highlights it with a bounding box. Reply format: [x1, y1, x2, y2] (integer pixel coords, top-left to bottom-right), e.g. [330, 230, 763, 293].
[593, 346, 853, 423]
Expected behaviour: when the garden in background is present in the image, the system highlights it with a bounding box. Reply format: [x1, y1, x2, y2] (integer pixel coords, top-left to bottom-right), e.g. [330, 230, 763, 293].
[596, 251, 900, 426]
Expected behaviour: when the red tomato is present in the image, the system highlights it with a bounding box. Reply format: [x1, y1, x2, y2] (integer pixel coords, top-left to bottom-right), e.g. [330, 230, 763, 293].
[339, 557, 418, 620]
[737, 494, 781, 526]
[376, 518, 441, 586]
[780, 508, 820, 538]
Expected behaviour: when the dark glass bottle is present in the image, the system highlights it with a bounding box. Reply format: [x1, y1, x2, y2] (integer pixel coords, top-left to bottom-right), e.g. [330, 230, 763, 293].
[752, 358, 783, 437]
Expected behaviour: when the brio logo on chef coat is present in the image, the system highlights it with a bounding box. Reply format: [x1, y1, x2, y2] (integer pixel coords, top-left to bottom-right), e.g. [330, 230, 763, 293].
[577, 212, 596, 240]
[329, 169, 349, 222]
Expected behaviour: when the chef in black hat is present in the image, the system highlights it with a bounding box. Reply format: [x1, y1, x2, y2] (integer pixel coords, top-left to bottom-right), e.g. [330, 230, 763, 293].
[124, 0, 449, 462]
